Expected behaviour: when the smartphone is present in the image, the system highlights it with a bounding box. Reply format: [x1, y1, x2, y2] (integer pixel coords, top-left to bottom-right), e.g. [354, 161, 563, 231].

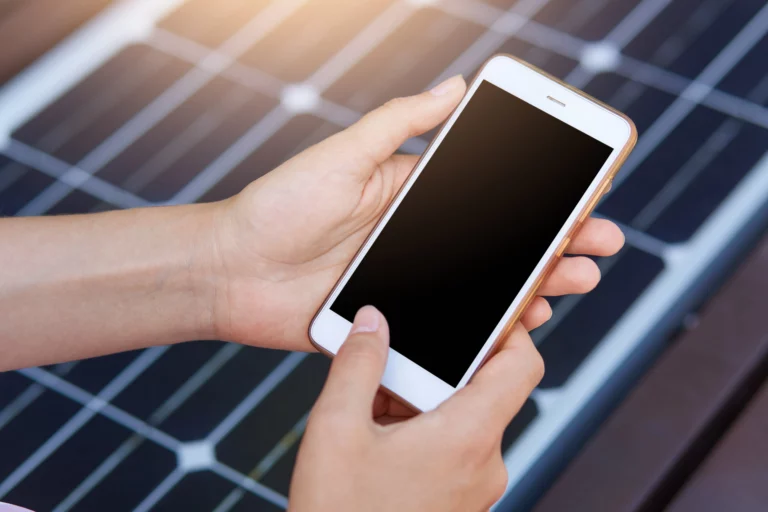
[309, 54, 637, 412]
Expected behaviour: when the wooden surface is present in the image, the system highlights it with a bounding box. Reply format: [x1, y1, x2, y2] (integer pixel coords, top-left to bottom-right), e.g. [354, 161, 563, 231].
[666, 378, 768, 512]
[534, 235, 768, 512]
[0, 0, 110, 84]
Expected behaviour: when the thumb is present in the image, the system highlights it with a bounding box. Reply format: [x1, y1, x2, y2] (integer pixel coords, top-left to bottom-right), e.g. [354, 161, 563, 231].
[330, 75, 466, 176]
[315, 306, 390, 419]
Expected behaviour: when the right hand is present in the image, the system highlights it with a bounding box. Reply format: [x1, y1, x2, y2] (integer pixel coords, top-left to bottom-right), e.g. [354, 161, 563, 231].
[288, 306, 545, 512]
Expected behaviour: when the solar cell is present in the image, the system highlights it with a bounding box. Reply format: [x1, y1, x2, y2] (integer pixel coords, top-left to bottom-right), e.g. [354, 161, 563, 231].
[216, 356, 328, 475]
[324, 8, 485, 112]
[532, 0, 644, 41]
[158, 0, 272, 48]
[0, 0, 766, 510]
[12, 46, 192, 166]
[67, 441, 177, 512]
[537, 248, 664, 388]
[0, 391, 80, 484]
[200, 114, 342, 202]
[0, 157, 55, 215]
[239, 0, 394, 83]
[157, 348, 288, 442]
[97, 76, 277, 202]
[3, 416, 131, 512]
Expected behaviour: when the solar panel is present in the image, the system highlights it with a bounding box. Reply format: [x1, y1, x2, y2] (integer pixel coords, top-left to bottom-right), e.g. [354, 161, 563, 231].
[0, 0, 766, 510]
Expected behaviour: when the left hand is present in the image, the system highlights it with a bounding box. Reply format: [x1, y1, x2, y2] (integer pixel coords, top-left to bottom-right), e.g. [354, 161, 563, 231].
[205, 75, 624, 351]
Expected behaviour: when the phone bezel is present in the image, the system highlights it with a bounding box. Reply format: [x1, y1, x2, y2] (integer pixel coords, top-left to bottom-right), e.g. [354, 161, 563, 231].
[309, 54, 637, 412]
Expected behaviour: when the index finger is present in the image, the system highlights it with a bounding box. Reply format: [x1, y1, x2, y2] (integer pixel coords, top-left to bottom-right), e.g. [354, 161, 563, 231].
[436, 322, 544, 432]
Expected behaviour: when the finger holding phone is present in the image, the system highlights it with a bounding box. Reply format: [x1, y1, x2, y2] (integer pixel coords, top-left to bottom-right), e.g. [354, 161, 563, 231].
[290, 306, 543, 512]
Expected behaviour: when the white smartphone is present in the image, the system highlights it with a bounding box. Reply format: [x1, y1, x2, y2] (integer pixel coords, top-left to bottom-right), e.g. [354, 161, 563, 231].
[310, 54, 637, 412]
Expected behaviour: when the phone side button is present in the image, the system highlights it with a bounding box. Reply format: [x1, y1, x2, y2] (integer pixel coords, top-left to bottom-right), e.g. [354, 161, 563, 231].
[557, 237, 571, 257]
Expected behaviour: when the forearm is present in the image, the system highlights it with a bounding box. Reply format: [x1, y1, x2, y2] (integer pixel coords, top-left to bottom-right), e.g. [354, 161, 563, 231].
[0, 204, 218, 371]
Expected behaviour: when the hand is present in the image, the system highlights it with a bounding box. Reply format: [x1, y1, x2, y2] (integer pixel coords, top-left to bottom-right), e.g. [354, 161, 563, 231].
[207, 75, 624, 350]
[289, 306, 543, 511]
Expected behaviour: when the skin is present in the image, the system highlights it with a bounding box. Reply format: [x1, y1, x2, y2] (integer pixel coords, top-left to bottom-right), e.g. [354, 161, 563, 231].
[291, 306, 545, 512]
[0, 75, 624, 508]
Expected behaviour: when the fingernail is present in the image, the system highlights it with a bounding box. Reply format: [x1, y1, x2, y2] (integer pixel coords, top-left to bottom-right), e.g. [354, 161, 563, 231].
[350, 306, 380, 334]
[430, 74, 463, 96]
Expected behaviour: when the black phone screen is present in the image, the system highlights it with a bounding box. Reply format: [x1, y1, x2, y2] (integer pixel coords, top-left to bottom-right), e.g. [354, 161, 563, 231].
[331, 80, 613, 386]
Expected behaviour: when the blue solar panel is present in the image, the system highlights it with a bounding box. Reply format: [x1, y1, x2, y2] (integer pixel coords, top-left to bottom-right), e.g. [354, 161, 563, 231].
[0, 1, 767, 510]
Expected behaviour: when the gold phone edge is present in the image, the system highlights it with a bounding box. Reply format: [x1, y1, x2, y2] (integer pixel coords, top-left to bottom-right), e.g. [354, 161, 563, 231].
[308, 53, 639, 412]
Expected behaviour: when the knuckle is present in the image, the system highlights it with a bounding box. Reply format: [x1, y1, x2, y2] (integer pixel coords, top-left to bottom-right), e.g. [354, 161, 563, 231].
[383, 96, 408, 112]
[575, 258, 601, 290]
[528, 349, 546, 388]
[490, 464, 510, 500]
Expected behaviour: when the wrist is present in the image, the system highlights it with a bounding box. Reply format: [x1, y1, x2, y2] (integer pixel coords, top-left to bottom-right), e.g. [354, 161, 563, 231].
[180, 201, 232, 342]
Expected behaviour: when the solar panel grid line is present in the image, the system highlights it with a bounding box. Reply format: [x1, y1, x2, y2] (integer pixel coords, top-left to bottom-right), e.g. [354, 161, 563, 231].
[31, 48, 172, 155]
[631, 118, 744, 230]
[562, 0, 674, 88]
[15, 0, 311, 216]
[117, 90, 257, 195]
[148, 27, 424, 156]
[148, 0, 752, 215]
[500, 150, 768, 505]
[249, 413, 308, 482]
[610, 1, 768, 191]
[567, 0, 745, 141]
[18, 367, 181, 452]
[14, 65, 209, 215]
[214, 412, 308, 512]
[15, 366, 288, 509]
[431, 0, 552, 86]
[300, 1, 415, 92]
[146, 3, 768, 170]
[598, 0, 673, 48]
[0, 0, 184, 141]
[148, 28, 284, 96]
[148, 27, 364, 132]
[0, 363, 77, 433]
[212, 488, 246, 512]
[52, 435, 146, 512]
[50, 344, 244, 512]
[0, 346, 168, 499]
[608, 219, 670, 259]
[4, 0, 751, 216]
[436, 0, 768, 132]
[509, 15, 588, 58]
[529, 387, 559, 415]
[206, 352, 307, 445]
[0, 386, 46, 432]
[2, 140, 149, 210]
[133, 468, 186, 512]
[616, 57, 768, 130]
[170, 107, 292, 204]
[530, 250, 627, 346]
[210, 461, 289, 509]
[147, 344, 243, 426]
[171, 1, 422, 203]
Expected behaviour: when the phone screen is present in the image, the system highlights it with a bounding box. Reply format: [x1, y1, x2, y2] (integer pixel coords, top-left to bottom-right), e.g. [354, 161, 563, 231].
[331, 80, 613, 386]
